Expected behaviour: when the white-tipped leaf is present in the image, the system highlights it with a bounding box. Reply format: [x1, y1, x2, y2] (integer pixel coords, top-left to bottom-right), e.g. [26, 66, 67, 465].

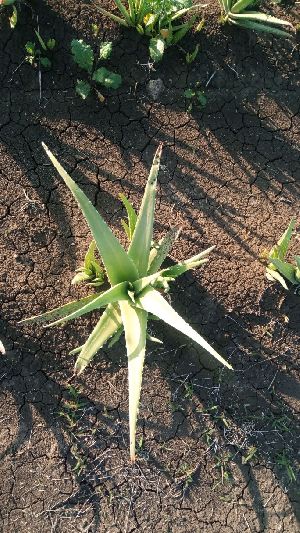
[19, 293, 99, 325]
[42, 143, 138, 285]
[75, 303, 122, 373]
[128, 144, 162, 276]
[137, 287, 232, 369]
[231, 12, 292, 27]
[119, 300, 148, 462]
[45, 281, 129, 327]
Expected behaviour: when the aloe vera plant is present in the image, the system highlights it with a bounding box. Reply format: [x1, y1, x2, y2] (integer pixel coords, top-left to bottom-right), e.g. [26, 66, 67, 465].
[218, 0, 293, 38]
[94, 0, 207, 61]
[265, 218, 300, 290]
[20, 143, 232, 461]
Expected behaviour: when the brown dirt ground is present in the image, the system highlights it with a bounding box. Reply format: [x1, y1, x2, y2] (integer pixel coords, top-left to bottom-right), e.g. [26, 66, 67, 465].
[0, 0, 300, 531]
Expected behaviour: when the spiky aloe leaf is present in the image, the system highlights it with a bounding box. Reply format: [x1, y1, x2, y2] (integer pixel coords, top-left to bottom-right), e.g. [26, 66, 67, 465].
[19, 293, 99, 325]
[147, 226, 181, 275]
[268, 258, 297, 285]
[230, 12, 292, 27]
[231, 0, 256, 13]
[266, 267, 289, 290]
[268, 218, 296, 266]
[119, 300, 148, 462]
[137, 287, 232, 369]
[46, 281, 129, 327]
[42, 143, 139, 285]
[128, 144, 162, 276]
[120, 193, 137, 241]
[231, 18, 292, 37]
[75, 303, 122, 373]
[93, 5, 128, 26]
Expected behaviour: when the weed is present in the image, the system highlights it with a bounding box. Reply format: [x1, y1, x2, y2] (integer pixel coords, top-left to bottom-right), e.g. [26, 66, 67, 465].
[71, 38, 122, 101]
[25, 30, 56, 69]
[184, 83, 207, 112]
[276, 450, 297, 483]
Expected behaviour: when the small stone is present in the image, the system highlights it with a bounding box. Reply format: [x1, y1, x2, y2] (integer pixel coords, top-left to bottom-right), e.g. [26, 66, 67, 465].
[146, 78, 165, 101]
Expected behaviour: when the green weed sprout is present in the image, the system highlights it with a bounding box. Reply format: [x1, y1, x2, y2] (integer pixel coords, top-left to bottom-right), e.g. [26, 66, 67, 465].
[94, 0, 207, 62]
[265, 218, 300, 290]
[20, 143, 232, 461]
[218, 0, 293, 38]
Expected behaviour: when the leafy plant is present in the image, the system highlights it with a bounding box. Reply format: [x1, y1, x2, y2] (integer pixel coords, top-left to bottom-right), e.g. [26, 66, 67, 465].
[71, 38, 122, 101]
[94, 0, 207, 62]
[71, 240, 105, 287]
[264, 218, 300, 290]
[184, 83, 207, 111]
[218, 0, 293, 38]
[20, 143, 232, 461]
[25, 30, 56, 69]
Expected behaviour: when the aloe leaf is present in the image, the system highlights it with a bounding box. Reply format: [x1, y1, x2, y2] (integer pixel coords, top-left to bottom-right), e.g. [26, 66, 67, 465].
[93, 5, 128, 26]
[231, 12, 292, 27]
[171, 4, 207, 21]
[45, 281, 129, 327]
[269, 219, 296, 262]
[265, 267, 289, 290]
[75, 303, 122, 373]
[119, 193, 138, 241]
[147, 227, 181, 275]
[108, 325, 124, 347]
[137, 287, 232, 369]
[119, 300, 148, 462]
[231, 18, 292, 37]
[268, 259, 297, 285]
[19, 293, 99, 325]
[42, 143, 139, 285]
[231, 0, 256, 14]
[128, 144, 163, 276]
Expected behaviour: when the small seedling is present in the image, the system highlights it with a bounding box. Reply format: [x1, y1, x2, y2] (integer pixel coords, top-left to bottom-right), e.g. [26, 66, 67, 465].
[72, 240, 105, 287]
[25, 30, 56, 69]
[185, 43, 200, 64]
[218, 0, 293, 38]
[184, 83, 207, 112]
[94, 0, 207, 62]
[71, 38, 122, 101]
[264, 218, 300, 290]
[276, 450, 296, 483]
[20, 143, 232, 461]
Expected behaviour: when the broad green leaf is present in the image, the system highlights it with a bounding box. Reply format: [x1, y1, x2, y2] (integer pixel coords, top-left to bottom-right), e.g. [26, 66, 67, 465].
[128, 144, 162, 276]
[71, 39, 94, 73]
[47, 38, 56, 50]
[148, 226, 181, 274]
[231, 0, 256, 13]
[93, 67, 122, 89]
[149, 38, 165, 62]
[231, 12, 292, 27]
[137, 287, 232, 369]
[75, 303, 122, 373]
[19, 293, 99, 325]
[75, 79, 91, 100]
[45, 281, 129, 327]
[268, 258, 297, 285]
[99, 41, 113, 60]
[119, 193, 138, 241]
[119, 300, 148, 462]
[42, 144, 139, 285]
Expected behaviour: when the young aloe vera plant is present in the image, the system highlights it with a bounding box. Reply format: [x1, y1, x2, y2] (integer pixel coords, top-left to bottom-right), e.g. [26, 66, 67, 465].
[94, 0, 206, 61]
[265, 218, 300, 290]
[20, 143, 232, 461]
[218, 0, 293, 38]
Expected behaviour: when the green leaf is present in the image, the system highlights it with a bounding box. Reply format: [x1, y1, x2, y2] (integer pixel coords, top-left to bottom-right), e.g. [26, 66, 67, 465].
[46, 38, 56, 50]
[269, 219, 296, 263]
[19, 293, 99, 325]
[93, 5, 129, 27]
[137, 287, 232, 369]
[148, 226, 181, 274]
[9, 5, 17, 28]
[75, 303, 122, 373]
[265, 267, 289, 290]
[128, 144, 163, 277]
[42, 143, 139, 285]
[45, 282, 129, 328]
[119, 300, 148, 462]
[71, 39, 94, 73]
[196, 90, 207, 108]
[231, 18, 292, 38]
[184, 88, 195, 99]
[99, 41, 113, 60]
[119, 193, 138, 241]
[75, 79, 91, 100]
[25, 42, 36, 56]
[149, 37, 165, 62]
[268, 259, 297, 285]
[92, 67, 122, 89]
[108, 325, 124, 347]
[40, 57, 52, 69]
[231, 0, 256, 13]
[186, 44, 200, 64]
[34, 30, 47, 51]
[231, 12, 292, 27]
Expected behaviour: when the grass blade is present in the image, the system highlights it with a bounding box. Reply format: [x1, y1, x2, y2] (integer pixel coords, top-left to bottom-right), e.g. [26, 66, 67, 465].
[75, 303, 122, 373]
[42, 143, 139, 285]
[128, 144, 163, 276]
[119, 300, 147, 461]
[19, 293, 99, 325]
[138, 287, 232, 369]
[45, 281, 129, 327]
